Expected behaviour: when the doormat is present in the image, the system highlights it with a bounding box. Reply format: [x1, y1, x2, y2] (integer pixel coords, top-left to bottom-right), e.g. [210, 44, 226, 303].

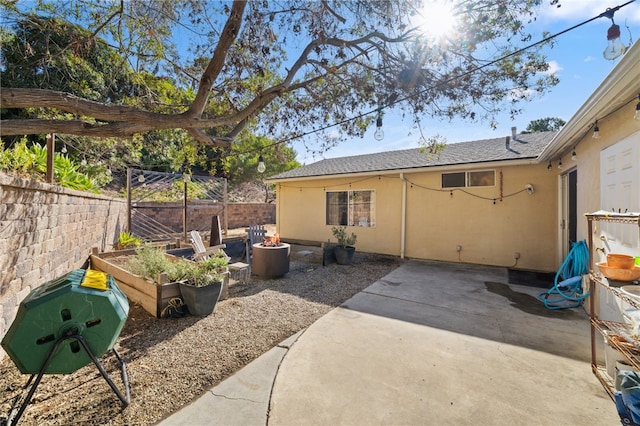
[508, 269, 555, 289]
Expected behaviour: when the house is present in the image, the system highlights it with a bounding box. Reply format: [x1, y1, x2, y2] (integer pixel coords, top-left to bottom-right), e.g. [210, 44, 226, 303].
[269, 131, 560, 272]
[268, 40, 639, 274]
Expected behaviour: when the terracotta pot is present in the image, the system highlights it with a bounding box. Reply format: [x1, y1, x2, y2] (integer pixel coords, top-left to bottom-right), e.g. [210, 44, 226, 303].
[608, 254, 635, 269]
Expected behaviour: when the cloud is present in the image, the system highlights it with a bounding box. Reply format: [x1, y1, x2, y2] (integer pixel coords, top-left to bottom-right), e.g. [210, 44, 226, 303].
[583, 55, 595, 62]
[544, 60, 563, 75]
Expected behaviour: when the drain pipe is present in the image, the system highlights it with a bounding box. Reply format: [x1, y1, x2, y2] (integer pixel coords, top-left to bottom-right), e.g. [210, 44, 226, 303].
[400, 173, 407, 259]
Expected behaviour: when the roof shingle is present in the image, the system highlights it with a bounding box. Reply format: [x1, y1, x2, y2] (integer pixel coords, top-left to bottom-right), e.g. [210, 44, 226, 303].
[269, 131, 555, 180]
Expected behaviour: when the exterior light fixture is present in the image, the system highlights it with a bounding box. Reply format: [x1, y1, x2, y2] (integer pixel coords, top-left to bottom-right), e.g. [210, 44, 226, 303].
[592, 121, 600, 139]
[603, 22, 626, 60]
[547, 162, 552, 171]
[557, 158, 563, 170]
[635, 94, 640, 120]
[374, 109, 384, 141]
[257, 155, 266, 173]
[571, 149, 577, 161]
[525, 184, 534, 195]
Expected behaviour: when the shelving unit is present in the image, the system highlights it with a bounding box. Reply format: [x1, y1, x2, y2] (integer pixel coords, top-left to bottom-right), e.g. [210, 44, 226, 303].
[586, 212, 640, 399]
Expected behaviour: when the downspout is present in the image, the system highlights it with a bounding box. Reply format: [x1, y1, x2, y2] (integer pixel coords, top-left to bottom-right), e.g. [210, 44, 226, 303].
[400, 173, 407, 259]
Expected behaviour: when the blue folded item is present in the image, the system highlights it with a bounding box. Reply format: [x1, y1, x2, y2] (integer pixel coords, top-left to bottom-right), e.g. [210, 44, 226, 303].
[617, 371, 640, 425]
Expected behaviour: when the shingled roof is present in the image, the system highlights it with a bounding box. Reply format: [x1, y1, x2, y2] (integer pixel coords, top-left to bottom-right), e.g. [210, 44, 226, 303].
[269, 131, 556, 180]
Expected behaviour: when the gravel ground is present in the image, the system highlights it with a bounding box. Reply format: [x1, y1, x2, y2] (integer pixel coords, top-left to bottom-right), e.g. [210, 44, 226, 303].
[0, 248, 403, 425]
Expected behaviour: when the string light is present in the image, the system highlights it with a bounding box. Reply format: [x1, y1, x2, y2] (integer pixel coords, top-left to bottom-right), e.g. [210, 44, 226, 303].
[257, 155, 266, 173]
[547, 162, 552, 171]
[592, 120, 600, 139]
[602, 8, 626, 60]
[571, 148, 577, 161]
[374, 109, 384, 141]
[557, 158, 563, 170]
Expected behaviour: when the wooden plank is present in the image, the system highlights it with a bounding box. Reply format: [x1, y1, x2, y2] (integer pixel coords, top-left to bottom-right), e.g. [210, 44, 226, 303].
[115, 277, 158, 317]
[90, 254, 160, 316]
[90, 255, 157, 299]
[159, 283, 182, 314]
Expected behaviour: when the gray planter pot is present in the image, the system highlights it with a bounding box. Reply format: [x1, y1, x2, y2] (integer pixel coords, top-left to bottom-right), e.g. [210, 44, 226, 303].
[179, 280, 223, 316]
[334, 246, 356, 265]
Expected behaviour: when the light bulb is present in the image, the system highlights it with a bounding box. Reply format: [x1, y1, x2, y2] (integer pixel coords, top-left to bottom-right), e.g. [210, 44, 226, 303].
[374, 127, 384, 141]
[557, 159, 563, 170]
[138, 173, 145, 183]
[374, 110, 384, 141]
[257, 155, 266, 173]
[592, 122, 600, 139]
[635, 97, 640, 120]
[547, 162, 552, 171]
[571, 150, 577, 161]
[61, 144, 67, 153]
[603, 24, 626, 60]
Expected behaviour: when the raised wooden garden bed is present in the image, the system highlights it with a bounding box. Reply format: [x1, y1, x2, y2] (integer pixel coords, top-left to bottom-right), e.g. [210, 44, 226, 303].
[89, 248, 182, 318]
[89, 247, 233, 318]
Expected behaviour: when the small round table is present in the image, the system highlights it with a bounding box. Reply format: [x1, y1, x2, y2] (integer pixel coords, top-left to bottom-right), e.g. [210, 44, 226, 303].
[251, 243, 290, 278]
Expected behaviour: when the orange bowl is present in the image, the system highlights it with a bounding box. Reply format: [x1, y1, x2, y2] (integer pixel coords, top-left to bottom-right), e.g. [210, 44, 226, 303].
[608, 254, 636, 269]
[598, 262, 640, 282]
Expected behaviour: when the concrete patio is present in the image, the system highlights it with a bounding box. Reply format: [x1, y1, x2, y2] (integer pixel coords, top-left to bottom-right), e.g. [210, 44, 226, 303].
[159, 259, 619, 425]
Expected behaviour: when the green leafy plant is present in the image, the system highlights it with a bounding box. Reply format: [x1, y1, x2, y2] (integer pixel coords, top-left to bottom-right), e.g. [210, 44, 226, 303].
[124, 246, 186, 283]
[124, 246, 228, 287]
[331, 226, 357, 248]
[0, 139, 99, 192]
[184, 251, 229, 287]
[116, 232, 142, 250]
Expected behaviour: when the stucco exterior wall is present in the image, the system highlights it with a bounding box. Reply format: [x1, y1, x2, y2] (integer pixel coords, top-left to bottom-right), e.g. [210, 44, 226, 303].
[404, 163, 557, 270]
[568, 101, 640, 243]
[275, 161, 558, 272]
[276, 175, 403, 255]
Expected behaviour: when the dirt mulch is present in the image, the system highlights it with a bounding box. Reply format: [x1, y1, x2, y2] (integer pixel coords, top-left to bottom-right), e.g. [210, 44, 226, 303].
[0, 248, 403, 425]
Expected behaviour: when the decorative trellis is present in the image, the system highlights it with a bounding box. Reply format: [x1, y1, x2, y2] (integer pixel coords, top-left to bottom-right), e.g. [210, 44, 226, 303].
[126, 168, 228, 242]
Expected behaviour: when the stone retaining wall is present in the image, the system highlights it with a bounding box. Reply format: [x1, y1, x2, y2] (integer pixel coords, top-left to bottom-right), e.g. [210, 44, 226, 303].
[0, 172, 128, 359]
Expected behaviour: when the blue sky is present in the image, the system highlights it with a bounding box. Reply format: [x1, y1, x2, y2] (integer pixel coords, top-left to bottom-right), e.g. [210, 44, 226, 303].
[292, 1, 640, 164]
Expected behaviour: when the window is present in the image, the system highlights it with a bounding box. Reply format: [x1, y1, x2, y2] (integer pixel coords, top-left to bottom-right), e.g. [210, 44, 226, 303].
[326, 190, 375, 227]
[442, 170, 495, 188]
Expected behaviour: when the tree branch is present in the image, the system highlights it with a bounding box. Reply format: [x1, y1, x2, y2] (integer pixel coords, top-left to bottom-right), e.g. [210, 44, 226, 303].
[186, 0, 246, 118]
[0, 88, 243, 133]
[186, 128, 232, 148]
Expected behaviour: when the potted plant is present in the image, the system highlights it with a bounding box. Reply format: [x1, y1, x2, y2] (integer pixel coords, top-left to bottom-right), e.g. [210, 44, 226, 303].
[179, 250, 229, 316]
[122, 246, 228, 316]
[331, 226, 357, 265]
